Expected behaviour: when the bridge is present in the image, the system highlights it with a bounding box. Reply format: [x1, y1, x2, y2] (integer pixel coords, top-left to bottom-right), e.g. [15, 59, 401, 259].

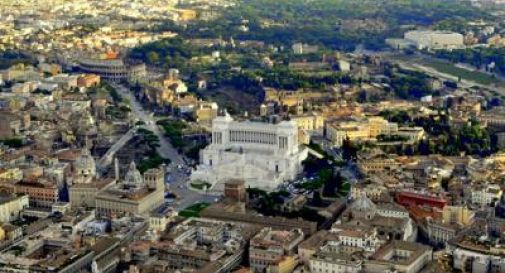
[96, 127, 137, 172]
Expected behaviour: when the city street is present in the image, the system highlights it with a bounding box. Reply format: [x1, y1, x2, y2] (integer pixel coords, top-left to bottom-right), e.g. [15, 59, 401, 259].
[112, 83, 216, 211]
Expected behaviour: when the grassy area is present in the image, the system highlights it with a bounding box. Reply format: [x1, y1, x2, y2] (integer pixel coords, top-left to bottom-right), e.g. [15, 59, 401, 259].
[337, 182, 351, 197]
[392, 54, 499, 86]
[138, 153, 170, 174]
[156, 119, 209, 160]
[105, 106, 130, 119]
[0, 138, 23, 148]
[178, 202, 210, 218]
[422, 59, 496, 85]
[199, 86, 260, 116]
[157, 119, 187, 149]
[300, 168, 334, 191]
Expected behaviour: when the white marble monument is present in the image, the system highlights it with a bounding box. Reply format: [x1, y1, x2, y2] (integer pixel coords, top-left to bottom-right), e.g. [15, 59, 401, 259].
[191, 113, 308, 191]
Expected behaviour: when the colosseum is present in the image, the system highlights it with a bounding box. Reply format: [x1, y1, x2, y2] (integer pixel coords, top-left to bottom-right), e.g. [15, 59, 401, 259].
[78, 58, 146, 81]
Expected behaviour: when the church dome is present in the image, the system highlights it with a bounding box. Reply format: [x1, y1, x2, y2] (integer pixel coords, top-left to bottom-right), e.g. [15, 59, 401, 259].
[123, 161, 143, 187]
[74, 148, 96, 177]
[350, 193, 377, 220]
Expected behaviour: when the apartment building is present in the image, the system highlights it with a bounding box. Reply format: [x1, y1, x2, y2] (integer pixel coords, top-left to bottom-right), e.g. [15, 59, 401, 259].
[326, 117, 398, 147]
[249, 228, 304, 273]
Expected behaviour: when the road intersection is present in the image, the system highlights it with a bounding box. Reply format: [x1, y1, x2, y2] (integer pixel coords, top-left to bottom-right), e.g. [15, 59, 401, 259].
[112, 83, 216, 211]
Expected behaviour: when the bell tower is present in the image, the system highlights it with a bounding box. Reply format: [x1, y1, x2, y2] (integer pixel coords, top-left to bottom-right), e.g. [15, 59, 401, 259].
[143, 167, 164, 190]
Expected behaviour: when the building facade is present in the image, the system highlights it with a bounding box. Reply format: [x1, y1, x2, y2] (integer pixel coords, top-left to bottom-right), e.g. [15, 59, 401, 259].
[471, 184, 502, 207]
[0, 194, 28, 223]
[78, 58, 146, 81]
[249, 228, 304, 273]
[404, 30, 464, 49]
[69, 178, 116, 208]
[14, 181, 59, 208]
[326, 117, 398, 147]
[191, 114, 308, 191]
[96, 163, 164, 217]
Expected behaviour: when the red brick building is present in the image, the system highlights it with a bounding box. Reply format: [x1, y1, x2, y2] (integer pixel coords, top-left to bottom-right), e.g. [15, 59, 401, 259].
[15, 181, 59, 208]
[396, 190, 447, 209]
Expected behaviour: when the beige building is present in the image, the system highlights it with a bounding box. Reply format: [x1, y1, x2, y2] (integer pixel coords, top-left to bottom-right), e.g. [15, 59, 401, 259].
[0, 112, 24, 138]
[423, 219, 459, 245]
[290, 114, 325, 131]
[309, 239, 431, 273]
[364, 241, 433, 273]
[397, 127, 425, 142]
[0, 226, 5, 241]
[149, 218, 251, 273]
[368, 117, 398, 136]
[442, 205, 474, 226]
[194, 101, 219, 124]
[487, 34, 505, 47]
[1, 64, 39, 82]
[0, 194, 28, 223]
[297, 230, 334, 265]
[419, 205, 475, 245]
[149, 207, 177, 232]
[291, 114, 325, 145]
[351, 183, 388, 201]
[0, 168, 23, 183]
[69, 178, 116, 208]
[249, 228, 304, 273]
[326, 121, 370, 147]
[309, 249, 362, 273]
[96, 163, 165, 217]
[404, 30, 464, 49]
[326, 117, 398, 147]
[267, 255, 298, 273]
[357, 151, 402, 173]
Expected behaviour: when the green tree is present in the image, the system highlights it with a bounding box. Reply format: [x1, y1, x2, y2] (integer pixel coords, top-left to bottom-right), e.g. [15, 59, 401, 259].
[147, 51, 160, 64]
